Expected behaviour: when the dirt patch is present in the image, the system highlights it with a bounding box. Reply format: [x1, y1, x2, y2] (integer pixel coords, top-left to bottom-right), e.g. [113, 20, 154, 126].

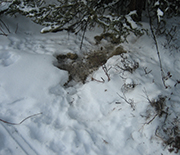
[94, 33, 121, 44]
[55, 45, 127, 86]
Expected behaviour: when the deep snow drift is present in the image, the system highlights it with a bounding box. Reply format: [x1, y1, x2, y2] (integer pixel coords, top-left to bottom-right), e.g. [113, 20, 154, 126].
[0, 15, 180, 155]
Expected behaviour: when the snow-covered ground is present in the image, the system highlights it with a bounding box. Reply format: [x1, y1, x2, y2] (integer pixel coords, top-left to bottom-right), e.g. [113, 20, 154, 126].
[0, 14, 180, 155]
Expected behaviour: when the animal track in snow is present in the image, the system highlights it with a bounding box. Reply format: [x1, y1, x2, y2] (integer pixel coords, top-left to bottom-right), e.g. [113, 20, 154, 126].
[0, 51, 20, 67]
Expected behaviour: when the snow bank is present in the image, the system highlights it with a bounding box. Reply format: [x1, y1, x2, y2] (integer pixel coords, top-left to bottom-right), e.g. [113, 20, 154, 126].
[0, 15, 179, 155]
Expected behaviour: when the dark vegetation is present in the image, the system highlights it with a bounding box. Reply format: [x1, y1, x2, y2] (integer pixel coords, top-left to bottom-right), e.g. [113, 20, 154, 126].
[144, 93, 180, 153]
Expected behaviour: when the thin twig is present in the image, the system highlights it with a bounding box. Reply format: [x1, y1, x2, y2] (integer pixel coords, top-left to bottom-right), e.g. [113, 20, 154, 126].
[0, 27, 8, 36]
[146, 113, 158, 125]
[117, 93, 135, 110]
[15, 23, 18, 34]
[80, 20, 88, 49]
[147, 2, 167, 89]
[91, 77, 105, 83]
[0, 19, 10, 33]
[143, 67, 152, 75]
[0, 112, 43, 125]
[102, 65, 110, 81]
[143, 88, 151, 103]
[117, 93, 130, 105]
[155, 126, 166, 143]
[174, 80, 180, 87]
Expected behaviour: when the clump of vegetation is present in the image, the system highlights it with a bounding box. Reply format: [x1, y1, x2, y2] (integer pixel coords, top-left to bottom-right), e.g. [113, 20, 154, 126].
[144, 94, 180, 154]
[115, 54, 139, 74]
[56, 45, 127, 86]
[56, 53, 78, 60]
[94, 33, 121, 44]
[150, 96, 167, 118]
[110, 46, 127, 57]
[155, 115, 180, 154]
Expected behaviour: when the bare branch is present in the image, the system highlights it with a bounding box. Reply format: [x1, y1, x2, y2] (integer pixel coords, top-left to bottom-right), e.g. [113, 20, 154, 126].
[143, 67, 152, 75]
[117, 93, 135, 110]
[0, 19, 10, 36]
[91, 77, 105, 83]
[147, 2, 168, 89]
[102, 64, 110, 81]
[0, 112, 42, 125]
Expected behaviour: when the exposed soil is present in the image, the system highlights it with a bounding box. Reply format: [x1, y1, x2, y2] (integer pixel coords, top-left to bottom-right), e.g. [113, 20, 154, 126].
[55, 45, 127, 86]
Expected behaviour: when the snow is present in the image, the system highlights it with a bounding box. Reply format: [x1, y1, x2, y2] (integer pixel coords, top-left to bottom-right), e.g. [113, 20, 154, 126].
[0, 14, 180, 155]
[154, 1, 160, 6]
[125, 15, 137, 29]
[41, 25, 60, 33]
[157, 8, 164, 22]
[0, 2, 12, 13]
